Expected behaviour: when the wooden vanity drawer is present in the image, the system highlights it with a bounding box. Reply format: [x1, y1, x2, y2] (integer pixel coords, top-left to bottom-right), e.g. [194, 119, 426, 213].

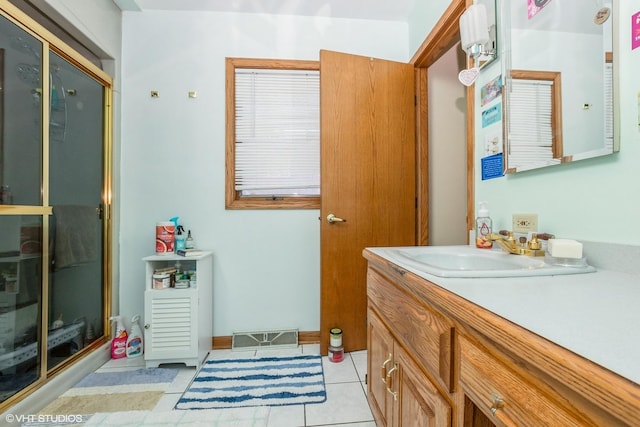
[459, 334, 586, 426]
[367, 267, 454, 392]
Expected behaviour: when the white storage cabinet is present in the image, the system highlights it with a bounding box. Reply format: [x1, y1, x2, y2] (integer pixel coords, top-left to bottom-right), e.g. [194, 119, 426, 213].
[142, 252, 212, 368]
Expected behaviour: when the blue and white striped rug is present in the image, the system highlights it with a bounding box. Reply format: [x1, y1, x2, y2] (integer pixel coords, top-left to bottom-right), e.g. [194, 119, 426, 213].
[175, 354, 327, 409]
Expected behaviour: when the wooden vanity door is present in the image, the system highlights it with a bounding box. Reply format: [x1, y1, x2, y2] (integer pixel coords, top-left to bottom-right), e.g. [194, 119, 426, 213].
[395, 345, 452, 427]
[368, 308, 396, 427]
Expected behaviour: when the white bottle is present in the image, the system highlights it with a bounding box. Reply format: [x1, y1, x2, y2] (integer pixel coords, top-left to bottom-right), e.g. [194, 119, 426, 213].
[475, 201, 493, 249]
[126, 314, 144, 358]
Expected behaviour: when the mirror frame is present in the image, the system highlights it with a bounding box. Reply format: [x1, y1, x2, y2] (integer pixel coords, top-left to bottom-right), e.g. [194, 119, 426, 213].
[500, 0, 619, 174]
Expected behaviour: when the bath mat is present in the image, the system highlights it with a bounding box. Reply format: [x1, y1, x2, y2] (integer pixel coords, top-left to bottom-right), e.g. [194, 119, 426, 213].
[38, 368, 178, 416]
[175, 354, 326, 409]
[83, 408, 270, 426]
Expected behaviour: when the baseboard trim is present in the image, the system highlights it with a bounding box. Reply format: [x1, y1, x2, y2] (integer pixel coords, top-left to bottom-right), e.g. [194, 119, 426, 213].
[212, 330, 320, 350]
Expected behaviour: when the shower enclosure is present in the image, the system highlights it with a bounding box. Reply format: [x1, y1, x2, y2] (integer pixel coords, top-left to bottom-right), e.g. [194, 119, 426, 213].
[0, 5, 112, 408]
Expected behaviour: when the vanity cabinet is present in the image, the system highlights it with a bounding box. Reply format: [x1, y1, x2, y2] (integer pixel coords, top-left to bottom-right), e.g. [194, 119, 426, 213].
[142, 252, 212, 368]
[364, 249, 640, 427]
[458, 334, 584, 426]
[367, 266, 453, 427]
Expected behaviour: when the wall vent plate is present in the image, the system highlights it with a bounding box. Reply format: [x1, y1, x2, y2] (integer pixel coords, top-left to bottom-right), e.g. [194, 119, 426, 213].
[232, 329, 299, 351]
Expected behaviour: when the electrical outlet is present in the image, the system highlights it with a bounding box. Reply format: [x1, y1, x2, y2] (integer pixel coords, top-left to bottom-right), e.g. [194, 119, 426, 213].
[512, 214, 538, 233]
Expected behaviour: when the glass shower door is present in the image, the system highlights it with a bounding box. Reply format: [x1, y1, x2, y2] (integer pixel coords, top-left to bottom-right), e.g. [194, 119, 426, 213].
[0, 14, 44, 403]
[0, 5, 111, 408]
[47, 50, 105, 371]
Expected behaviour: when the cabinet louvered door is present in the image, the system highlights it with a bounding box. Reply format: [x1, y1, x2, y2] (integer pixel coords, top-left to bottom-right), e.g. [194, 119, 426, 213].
[144, 289, 198, 363]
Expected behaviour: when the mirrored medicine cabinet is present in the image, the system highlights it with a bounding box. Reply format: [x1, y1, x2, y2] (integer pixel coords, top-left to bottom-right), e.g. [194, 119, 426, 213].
[500, 0, 618, 173]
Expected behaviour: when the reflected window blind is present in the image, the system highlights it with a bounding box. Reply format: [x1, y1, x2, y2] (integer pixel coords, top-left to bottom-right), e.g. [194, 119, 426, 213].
[235, 68, 320, 197]
[604, 62, 613, 149]
[508, 79, 556, 167]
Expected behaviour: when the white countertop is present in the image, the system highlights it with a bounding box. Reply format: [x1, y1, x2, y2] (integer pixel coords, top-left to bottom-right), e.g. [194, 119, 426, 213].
[367, 247, 640, 386]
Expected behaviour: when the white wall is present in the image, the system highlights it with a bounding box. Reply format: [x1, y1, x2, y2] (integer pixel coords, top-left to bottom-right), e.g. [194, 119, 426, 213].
[474, 2, 640, 245]
[119, 10, 409, 336]
[428, 43, 468, 246]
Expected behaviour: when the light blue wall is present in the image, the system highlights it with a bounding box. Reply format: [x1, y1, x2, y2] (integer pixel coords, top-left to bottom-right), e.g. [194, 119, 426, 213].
[118, 11, 409, 336]
[407, 1, 452, 55]
[473, 2, 640, 245]
[39, 0, 640, 344]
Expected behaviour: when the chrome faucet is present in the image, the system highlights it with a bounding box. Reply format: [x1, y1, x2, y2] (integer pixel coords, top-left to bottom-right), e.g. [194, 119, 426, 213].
[491, 230, 555, 257]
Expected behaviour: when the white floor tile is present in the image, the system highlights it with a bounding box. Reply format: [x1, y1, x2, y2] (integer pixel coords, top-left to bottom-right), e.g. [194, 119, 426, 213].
[322, 354, 360, 384]
[90, 348, 374, 426]
[266, 404, 305, 427]
[305, 382, 374, 426]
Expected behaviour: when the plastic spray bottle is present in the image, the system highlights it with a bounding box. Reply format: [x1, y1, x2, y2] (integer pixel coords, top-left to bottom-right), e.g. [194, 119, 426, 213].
[109, 316, 128, 359]
[475, 201, 493, 249]
[126, 315, 144, 358]
[175, 225, 186, 251]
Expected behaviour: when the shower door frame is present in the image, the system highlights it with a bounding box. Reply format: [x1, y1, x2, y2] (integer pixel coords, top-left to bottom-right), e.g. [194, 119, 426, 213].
[0, 3, 113, 410]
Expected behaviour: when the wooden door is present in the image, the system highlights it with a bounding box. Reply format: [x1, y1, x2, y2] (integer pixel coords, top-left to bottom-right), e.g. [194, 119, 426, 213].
[320, 50, 416, 354]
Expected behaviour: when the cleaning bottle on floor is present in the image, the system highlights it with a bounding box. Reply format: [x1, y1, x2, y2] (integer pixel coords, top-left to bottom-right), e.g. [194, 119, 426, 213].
[126, 315, 144, 358]
[109, 315, 128, 359]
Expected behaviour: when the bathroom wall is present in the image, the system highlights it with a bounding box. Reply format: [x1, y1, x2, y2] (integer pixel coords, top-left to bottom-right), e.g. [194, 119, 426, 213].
[409, 0, 640, 246]
[473, 2, 640, 245]
[119, 11, 409, 336]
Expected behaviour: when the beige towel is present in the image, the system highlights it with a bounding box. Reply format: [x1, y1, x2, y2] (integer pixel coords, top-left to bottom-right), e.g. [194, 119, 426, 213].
[53, 205, 98, 270]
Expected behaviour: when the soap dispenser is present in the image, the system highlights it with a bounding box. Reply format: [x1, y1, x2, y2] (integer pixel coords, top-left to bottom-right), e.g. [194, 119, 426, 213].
[475, 201, 493, 249]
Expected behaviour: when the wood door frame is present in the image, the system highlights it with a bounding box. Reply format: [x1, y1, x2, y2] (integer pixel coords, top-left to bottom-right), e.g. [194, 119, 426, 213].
[410, 0, 475, 245]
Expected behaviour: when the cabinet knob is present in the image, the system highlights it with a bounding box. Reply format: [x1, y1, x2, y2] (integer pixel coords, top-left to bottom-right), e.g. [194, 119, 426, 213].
[144, 324, 150, 329]
[490, 394, 504, 415]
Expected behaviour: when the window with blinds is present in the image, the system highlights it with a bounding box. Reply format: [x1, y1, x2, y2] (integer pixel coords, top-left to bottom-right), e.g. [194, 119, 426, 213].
[506, 70, 562, 171]
[225, 58, 320, 209]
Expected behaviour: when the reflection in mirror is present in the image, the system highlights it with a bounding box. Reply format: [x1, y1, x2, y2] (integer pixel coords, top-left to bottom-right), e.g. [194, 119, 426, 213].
[502, 0, 617, 173]
[476, 0, 498, 69]
[0, 14, 43, 204]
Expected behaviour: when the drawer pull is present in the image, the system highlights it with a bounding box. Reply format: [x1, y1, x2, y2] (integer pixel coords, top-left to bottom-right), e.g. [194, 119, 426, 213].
[381, 354, 392, 383]
[490, 394, 505, 415]
[386, 363, 398, 401]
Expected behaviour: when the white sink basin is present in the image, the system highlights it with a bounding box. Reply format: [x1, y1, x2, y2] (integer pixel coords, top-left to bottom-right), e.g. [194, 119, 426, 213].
[376, 245, 595, 278]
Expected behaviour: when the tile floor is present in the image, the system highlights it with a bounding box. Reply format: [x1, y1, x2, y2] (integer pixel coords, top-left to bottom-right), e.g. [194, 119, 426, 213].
[98, 344, 376, 427]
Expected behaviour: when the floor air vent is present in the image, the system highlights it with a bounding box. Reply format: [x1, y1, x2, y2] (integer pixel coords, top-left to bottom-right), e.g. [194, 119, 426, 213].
[232, 329, 299, 351]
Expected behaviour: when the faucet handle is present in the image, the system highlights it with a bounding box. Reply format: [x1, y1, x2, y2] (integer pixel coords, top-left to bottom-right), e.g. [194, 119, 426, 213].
[528, 233, 542, 250]
[498, 230, 517, 242]
[536, 233, 555, 240]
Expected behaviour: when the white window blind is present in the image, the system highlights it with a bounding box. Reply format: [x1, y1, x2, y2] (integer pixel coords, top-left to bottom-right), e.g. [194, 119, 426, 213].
[604, 62, 614, 150]
[234, 68, 320, 197]
[508, 79, 560, 169]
